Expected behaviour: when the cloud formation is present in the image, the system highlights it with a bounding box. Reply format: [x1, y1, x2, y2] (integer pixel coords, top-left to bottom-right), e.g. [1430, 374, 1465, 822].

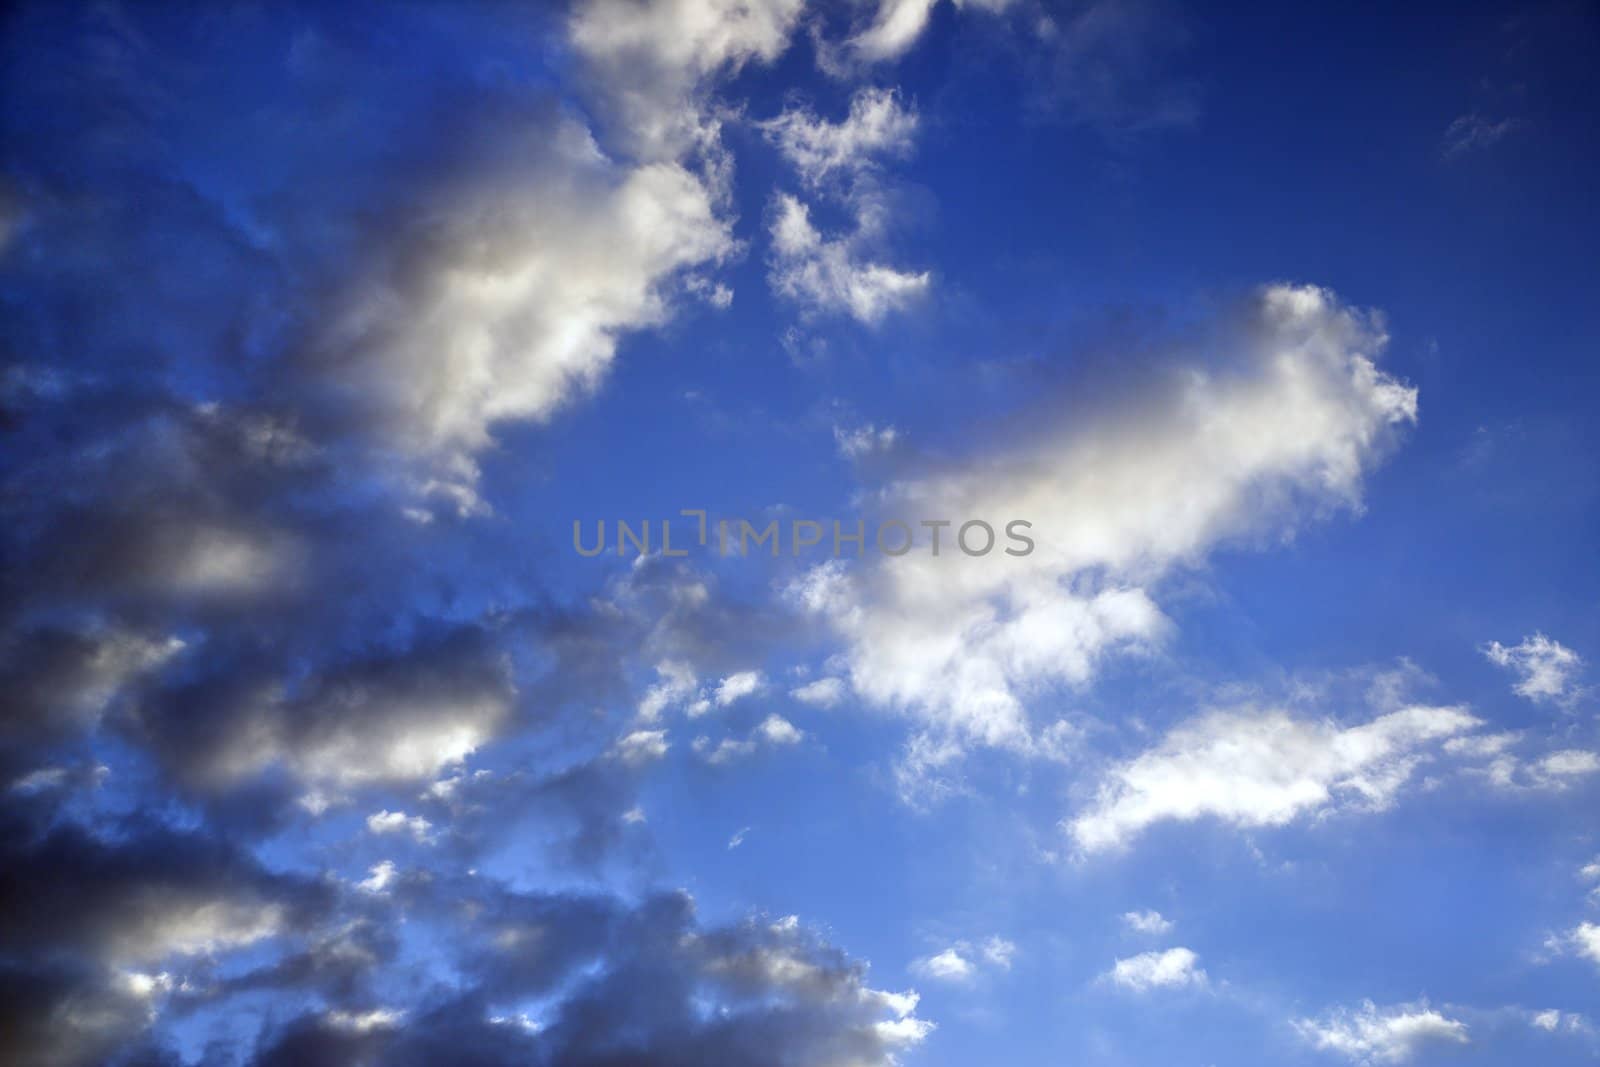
[1483, 633, 1585, 705]
[795, 284, 1419, 764]
[1105, 947, 1206, 992]
[1068, 703, 1478, 853]
[1294, 1000, 1469, 1063]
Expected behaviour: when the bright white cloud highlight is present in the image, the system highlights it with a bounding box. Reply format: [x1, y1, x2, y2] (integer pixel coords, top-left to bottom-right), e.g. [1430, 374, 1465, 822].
[1571, 922, 1600, 966]
[1483, 634, 1584, 705]
[912, 948, 974, 982]
[571, 0, 805, 159]
[325, 134, 737, 467]
[1294, 1001, 1469, 1063]
[769, 193, 929, 324]
[1122, 909, 1174, 935]
[365, 810, 433, 841]
[757, 714, 804, 745]
[846, 0, 1015, 63]
[1106, 947, 1205, 992]
[1068, 703, 1479, 853]
[792, 676, 846, 707]
[912, 936, 1015, 982]
[763, 87, 917, 185]
[715, 670, 765, 707]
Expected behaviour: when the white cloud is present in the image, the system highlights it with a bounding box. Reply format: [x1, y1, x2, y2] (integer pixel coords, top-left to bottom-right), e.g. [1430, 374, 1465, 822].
[1068, 703, 1479, 854]
[325, 138, 737, 471]
[1468, 744, 1600, 792]
[365, 810, 433, 842]
[1483, 634, 1584, 705]
[1528, 1008, 1588, 1033]
[638, 660, 698, 721]
[912, 948, 974, 982]
[1571, 922, 1600, 966]
[1294, 1000, 1469, 1063]
[979, 936, 1016, 970]
[763, 87, 930, 325]
[727, 826, 751, 850]
[1530, 750, 1600, 787]
[613, 728, 671, 766]
[715, 670, 765, 707]
[792, 676, 846, 708]
[845, 0, 1016, 63]
[693, 712, 803, 764]
[1122, 909, 1174, 935]
[1106, 947, 1205, 992]
[762, 87, 917, 186]
[849, 0, 940, 61]
[769, 193, 929, 324]
[911, 937, 1014, 983]
[757, 714, 804, 745]
[834, 422, 900, 461]
[571, 0, 805, 160]
[358, 860, 398, 895]
[794, 285, 1419, 759]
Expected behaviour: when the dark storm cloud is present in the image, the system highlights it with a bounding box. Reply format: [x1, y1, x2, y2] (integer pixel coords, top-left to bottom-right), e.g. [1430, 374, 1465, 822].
[245, 887, 926, 1067]
[0, 814, 333, 1067]
[0, 817, 330, 966]
[0, 958, 162, 1067]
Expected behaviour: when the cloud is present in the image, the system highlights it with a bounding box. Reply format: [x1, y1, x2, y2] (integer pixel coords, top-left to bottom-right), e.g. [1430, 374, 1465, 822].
[769, 191, 930, 324]
[1442, 113, 1524, 159]
[843, 0, 1016, 64]
[1105, 947, 1206, 992]
[834, 422, 901, 460]
[764, 87, 930, 324]
[728, 826, 752, 850]
[130, 626, 516, 799]
[613, 729, 671, 767]
[849, 0, 942, 61]
[715, 670, 766, 707]
[911, 936, 1015, 982]
[1293, 1000, 1469, 1063]
[757, 714, 805, 745]
[571, 0, 806, 159]
[366, 810, 434, 842]
[311, 119, 738, 469]
[358, 861, 399, 895]
[980, 935, 1017, 969]
[792, 676, 847, 708]
[912, 947, 975, 981]
[1122, 909, 1174, 935]
[1569, 922, 1600, 967]
[243, 885, 935, 1067]
[795, 284, 1419, 759]
[1483, 634, 1585, 705]
[762, 87, 918, 186]
[638, 659, 700, 721]
[1068, 703, 1479, 853]
[693, 713, 804, 764]
[0, 821, 319, 967]
[0, 817, 328, 1064]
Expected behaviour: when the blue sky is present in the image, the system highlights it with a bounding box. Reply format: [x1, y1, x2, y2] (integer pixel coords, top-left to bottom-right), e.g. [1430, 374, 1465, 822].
[2, 2, 1599, 1065]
